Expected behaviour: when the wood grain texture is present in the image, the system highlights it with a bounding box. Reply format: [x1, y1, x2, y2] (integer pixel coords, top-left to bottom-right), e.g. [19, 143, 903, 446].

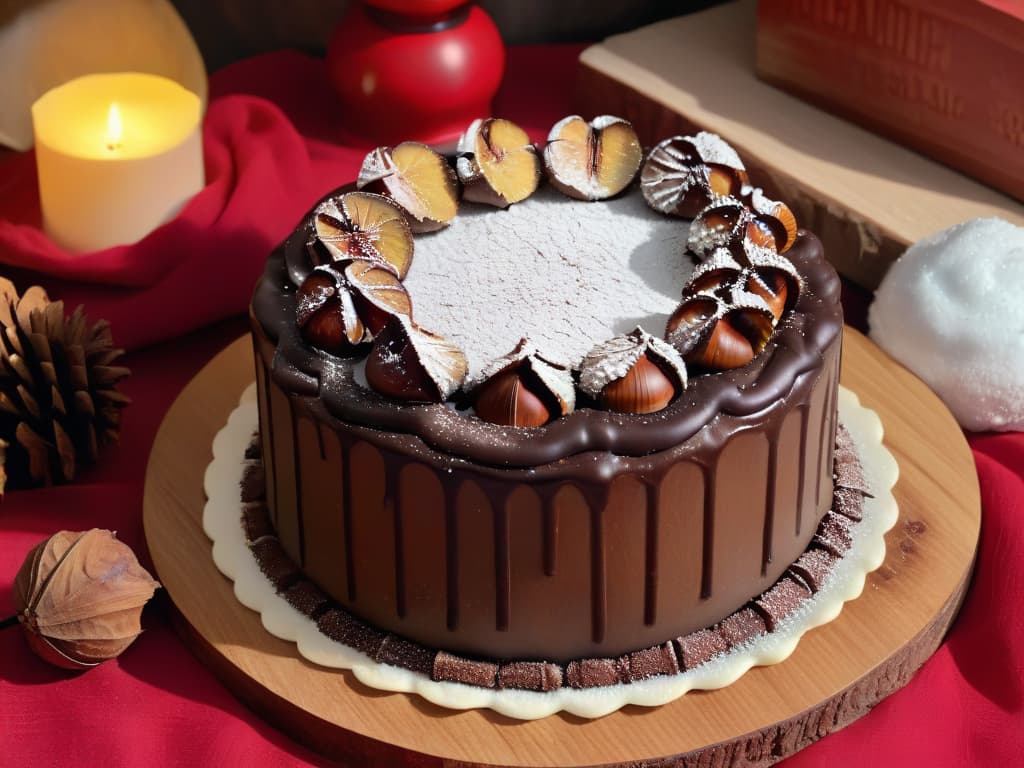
[143, 328, 979, 767]
[755, 0, 1024, 203]
[575, 0, 1024, 290]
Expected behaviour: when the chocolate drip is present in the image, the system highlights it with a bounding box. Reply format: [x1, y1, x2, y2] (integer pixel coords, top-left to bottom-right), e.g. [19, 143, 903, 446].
[341, 437, 356, 601]
[494, 499, 511, 632]
[644, 483, 659, 625]
[762, 429, 780, 576]
[815, 367, 834, 509]
[700, 463, 715, 600]
[796, 404, 809, 536]
[578, 485, 612, 523]
[445, 495, 459, 631]
[386, 462, 405, 618]
[541, 488, 558, 577]
[314, 421, 326, 461]
[590, 504, 606, 644]
[261, 359, 279, 525]
[242, 425, 868, 685]
[819, 368, 835, 505]
[288, 401, 307, 567]
[253, 350, 268, 516]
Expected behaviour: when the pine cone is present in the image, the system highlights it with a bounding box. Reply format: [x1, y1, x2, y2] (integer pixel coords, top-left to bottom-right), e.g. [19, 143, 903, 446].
[0, 279, 130, 494]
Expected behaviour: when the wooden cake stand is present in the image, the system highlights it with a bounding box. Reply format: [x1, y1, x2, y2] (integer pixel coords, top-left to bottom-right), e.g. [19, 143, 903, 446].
[143, 327, 980, 767]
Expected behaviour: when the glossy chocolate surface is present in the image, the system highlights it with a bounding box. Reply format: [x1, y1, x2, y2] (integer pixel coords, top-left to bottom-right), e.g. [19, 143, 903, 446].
[240, 424, 868, 689]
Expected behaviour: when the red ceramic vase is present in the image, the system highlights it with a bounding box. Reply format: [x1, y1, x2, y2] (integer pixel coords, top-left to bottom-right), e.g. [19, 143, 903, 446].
[327, 2, 505, 148]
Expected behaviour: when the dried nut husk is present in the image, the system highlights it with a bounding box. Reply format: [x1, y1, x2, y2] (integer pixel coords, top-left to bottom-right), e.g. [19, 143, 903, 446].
[666, 290, 776, 371]
[344, 259, 414, 336]
[295, 258, 414, 356]
[579, 327, 688, 414]
[357, 142, 459, 232]
[746, 265, 802, 322]
[749, 188, 798, 253]
[686, 247, 803, 324]
[313, 192, 414, 278]
[688, 194, 802, 265]
[365, 316, 467, 403]
[456, 118, 542, 208]
[469, 339, 575, 427]
[13, 529, 160, 670]
[686, 197, 750, 259]
[295, 265, 367, 354]
[543, 115, 642, 201]
[641, 133, 745, 218]
[748, 271, 789, 324]
[687, 248, 745, 293]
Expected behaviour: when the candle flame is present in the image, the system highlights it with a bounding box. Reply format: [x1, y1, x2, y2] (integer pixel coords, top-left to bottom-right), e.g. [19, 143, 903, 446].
[105, 103, 123, 151]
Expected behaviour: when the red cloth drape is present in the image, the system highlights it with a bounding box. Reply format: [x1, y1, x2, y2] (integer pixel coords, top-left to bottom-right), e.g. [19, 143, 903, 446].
[0, 45, 1020, 767]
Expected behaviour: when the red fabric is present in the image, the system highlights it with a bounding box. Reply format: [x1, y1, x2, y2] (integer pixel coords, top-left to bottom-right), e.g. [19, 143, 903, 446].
[0, 55, 365, 351]
[1, 45, 1022, 767]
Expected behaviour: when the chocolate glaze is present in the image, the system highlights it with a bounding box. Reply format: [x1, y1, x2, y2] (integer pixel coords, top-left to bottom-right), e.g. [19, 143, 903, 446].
[249, 189, 843, 662]
[252, 189, 841, 469]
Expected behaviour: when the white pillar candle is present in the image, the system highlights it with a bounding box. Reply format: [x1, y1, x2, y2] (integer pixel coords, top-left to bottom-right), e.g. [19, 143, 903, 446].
[32, 72, 204, 253]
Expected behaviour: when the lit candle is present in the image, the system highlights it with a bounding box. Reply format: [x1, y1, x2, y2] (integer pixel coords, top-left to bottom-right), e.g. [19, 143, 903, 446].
[32, 73, 204, 253]
[106, 103, 123, 152]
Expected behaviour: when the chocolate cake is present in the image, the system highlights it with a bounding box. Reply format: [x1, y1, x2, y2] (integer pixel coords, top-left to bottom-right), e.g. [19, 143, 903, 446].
[247, 117, 843, 672]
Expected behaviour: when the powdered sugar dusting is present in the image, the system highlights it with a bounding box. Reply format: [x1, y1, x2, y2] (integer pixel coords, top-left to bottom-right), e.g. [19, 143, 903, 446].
[403, 187, 692, 379]
[731, 288, 775, 316]
[527, 355, 576, 413]
[750, 187, 773, 215]
[357, 147, 393, 188]
[457, 119, 483, 155]
[294, 276, 334, 326]
[467, 338, 533, 389]
[455, 119, 484, 183]
[691, 131, 744, 169]
[547, 148, 605, 199]
[546, 115, 582, 141]
[591, 114, 626, 131]
[692, 248, 743, 282]
[688, 197, 745, 258]
[401, 317, 468, 399]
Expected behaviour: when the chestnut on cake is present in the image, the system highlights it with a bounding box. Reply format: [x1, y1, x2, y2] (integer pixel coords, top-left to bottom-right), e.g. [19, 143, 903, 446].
[356, 142, 459, 232]
[468, 340, 575, 427]
[244, 115, 865, 704]
[543, 115, 642, 200]
[456, 118, 542, 208]
[641, 132, 748, 218]
[578, 328, 687, 414]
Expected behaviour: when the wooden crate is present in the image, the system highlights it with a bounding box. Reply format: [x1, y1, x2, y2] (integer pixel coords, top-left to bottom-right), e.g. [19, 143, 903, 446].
[576, 0, 1024, 289]
[756, 0, 1024, 203]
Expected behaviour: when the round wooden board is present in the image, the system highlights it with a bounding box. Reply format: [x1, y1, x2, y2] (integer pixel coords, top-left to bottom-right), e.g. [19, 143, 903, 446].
[143, 327, 980, 767]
